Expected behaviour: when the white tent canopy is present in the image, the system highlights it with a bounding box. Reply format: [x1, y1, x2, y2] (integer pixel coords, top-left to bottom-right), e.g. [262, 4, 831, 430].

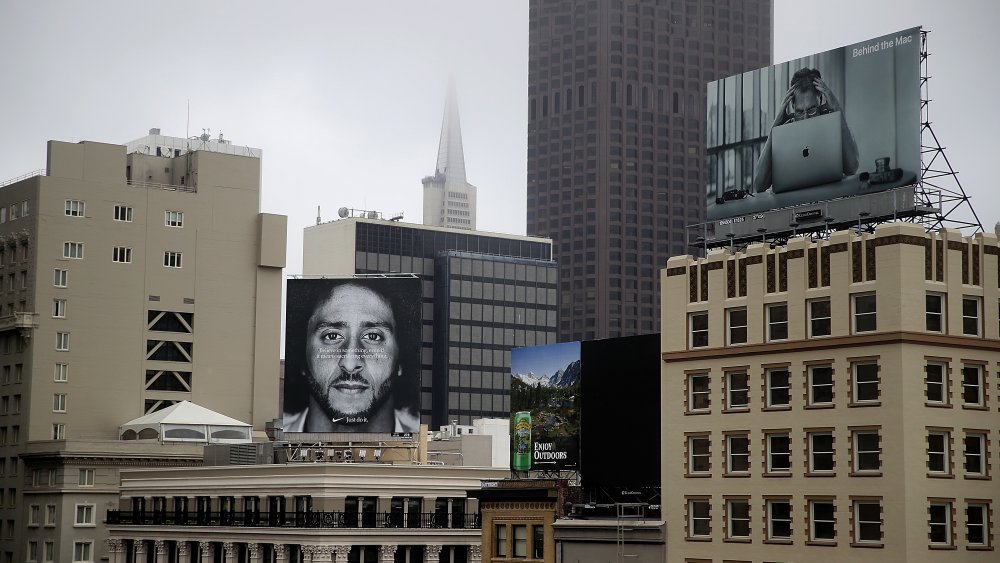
[119, 401, 252, 444]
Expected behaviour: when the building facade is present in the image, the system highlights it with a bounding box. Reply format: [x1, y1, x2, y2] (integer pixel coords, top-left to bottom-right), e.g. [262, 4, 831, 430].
[302, 218, 557, 428]
[661, 223, 1000, 562]
[106, 462, 508, 562]
[0, 136, 285, 563]
[423, 87, 478, 231]
[526, 0, 773, 340]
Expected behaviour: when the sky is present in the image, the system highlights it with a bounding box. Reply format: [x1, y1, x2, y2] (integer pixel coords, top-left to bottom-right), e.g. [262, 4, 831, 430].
[511, 341, 580, 377]
[0, 0, 997, 287]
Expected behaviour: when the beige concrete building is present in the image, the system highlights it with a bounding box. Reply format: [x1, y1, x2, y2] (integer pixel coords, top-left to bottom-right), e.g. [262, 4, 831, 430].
[661, 222, 999, 562]
[0, 136, 286, 563]
[105, 461, 507, 562]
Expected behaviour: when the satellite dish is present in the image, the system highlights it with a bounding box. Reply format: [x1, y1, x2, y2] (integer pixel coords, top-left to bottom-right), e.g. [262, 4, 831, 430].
[338, 207, 350, 218]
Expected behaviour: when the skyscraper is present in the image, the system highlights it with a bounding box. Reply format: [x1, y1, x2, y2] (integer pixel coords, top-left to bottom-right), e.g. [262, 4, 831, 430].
[423, 85, 478, 230]
[526, 0, 773, 340]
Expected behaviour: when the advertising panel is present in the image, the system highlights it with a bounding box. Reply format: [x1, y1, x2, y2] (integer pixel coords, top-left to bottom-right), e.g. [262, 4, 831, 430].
[510, 341, 581, 471]
[706, 27, 921, 222]
[283, 277, 421, 435]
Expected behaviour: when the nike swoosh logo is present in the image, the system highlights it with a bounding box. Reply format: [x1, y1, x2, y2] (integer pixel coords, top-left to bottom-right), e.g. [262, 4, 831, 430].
[332, 417, 345, 423]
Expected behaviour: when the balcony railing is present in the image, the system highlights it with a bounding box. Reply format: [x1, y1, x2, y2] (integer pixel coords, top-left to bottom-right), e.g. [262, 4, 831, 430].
[106, 510, 479, 530]
[0, 312, 38, 333]
[126, 179, 196, 193]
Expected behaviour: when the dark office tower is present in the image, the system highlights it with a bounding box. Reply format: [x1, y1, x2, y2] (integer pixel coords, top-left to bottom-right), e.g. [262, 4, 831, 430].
[527, 0, 772, 340]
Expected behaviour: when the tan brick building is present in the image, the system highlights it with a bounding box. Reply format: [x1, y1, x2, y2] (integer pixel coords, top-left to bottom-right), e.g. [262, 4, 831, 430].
[661, 222, 999, 562]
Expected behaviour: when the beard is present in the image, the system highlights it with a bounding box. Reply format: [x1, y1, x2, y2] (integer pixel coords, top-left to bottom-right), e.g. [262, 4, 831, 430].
[307, 370, 394, 422]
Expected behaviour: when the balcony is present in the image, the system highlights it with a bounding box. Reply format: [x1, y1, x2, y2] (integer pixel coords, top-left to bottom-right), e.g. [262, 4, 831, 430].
[0, 312, 38, 334]
[106, 510, 480, 530]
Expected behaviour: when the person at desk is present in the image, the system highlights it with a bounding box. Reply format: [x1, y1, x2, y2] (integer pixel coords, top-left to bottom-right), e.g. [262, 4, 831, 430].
[752, 67, 859, 193]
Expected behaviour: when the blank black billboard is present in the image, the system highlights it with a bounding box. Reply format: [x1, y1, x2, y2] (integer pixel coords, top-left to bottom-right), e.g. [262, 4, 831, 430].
[580, 333, 660, 491]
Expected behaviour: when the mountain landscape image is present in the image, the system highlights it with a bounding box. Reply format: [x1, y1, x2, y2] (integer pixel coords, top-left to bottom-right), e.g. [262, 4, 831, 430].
[510, 342, 581, 469]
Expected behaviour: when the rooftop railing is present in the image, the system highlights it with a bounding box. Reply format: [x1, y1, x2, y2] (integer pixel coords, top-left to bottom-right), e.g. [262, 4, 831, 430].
[0, 169, 45, 189]
[106, 510, 479, 530]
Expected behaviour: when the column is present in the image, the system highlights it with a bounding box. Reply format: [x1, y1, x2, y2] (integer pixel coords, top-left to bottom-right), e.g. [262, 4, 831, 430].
[332, 545, 351, 563]
[273, 544, 288, 563]
[177, 542, 189, 563]
[106, 539, 124, 563]
[378, 545, 397, 563]
[248, 543, 261, 563]
[154, 540, 167, 563]
[135, 540, 147, 562]
[312, 546, 334, 563]
[223, 542, 237, 563]
[469, 544, 482, 563]
[199, 542, 214, 562]
[302, 545, 315, 563]
[424, 544, 442, 562]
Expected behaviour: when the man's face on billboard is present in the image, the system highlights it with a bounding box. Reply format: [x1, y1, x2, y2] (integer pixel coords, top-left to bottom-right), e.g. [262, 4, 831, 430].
[305, 284, 399, 420]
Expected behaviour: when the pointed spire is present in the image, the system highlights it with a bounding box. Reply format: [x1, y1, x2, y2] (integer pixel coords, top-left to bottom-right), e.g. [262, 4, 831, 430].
[435, 80, 467, 184]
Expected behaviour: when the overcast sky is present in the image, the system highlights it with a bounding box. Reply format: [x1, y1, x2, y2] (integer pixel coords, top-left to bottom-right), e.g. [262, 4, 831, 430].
[1, 0, 996, 285]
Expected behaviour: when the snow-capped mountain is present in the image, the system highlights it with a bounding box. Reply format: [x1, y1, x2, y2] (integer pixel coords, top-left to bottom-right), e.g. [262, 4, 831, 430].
[513, 359, 582, 388]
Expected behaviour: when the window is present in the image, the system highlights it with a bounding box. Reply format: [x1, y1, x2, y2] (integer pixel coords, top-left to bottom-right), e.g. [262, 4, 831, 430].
[52, 394, 66, 413]
[962, 296, 981, 336]
[725, 371, 748, 410]
[532, 525, 544, 558]
[112, 246, 132, 263]
[688, 373, 710, 412]
[28, 504, 39, 526]
[853, 500, 882, 544]
[62, 242, 84, 259]
[114, 204, 133, 222]
[74, 504, 95, 526]
[726, 434, 750, 474]
[73, 541, 92, 562]
[766, 303, 788, 341]
[27, 541, 37, 562]
[78, 468, 95, 486]
[961, 364, 984, 407]
[53, 269, 67, 288]
[47, 469, 55, 486]
[925, 362, 947, 405]
[926, 293, 944, 332]
[689, 312, 708, 348]
[766, 499, 792, 539]
[853, 294, 877, 333]
[163, 251, 182, 268]
[928, 502, 952, 546]
[55, 332, 69, 351]
[766, 433, 791, 474]
[966, 503, 989, 547]
[52, 300, 65, 318]
[688, 498, 711, 538]
[727, 308, 747, 344]
[688, 435, 710, 474]
[165, 210, 184, 227]
[809, 500, 836, 541]
[809, 298, 831, 337]
[852, 362, 879, 403]
[513, 524, 527, 557]
[853, 430, 881, 473]
[495, 524, 507, 557]
[64, 200, 85, 217]
[808, 432, 835, 473]
[44, 542, 54, 563]
[808, 365, 834, 406]
[44, 505, 56, 526]
[726, 499, 750, 539]
[54, 364, 68, 382]
[766, 368, 790, 408]
[51, 424, 65, 440]
[964, 433, 987, 476]
[927, 431, 950, 474]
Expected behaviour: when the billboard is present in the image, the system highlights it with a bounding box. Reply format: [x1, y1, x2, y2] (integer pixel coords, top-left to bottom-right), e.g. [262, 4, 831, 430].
[283, 277, 421, 435]
[706, 27, 921, 222]
[510, 341, 581, 471]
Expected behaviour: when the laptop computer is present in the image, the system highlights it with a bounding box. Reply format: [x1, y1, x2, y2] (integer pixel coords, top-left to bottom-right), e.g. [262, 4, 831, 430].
[770, 111, 843, 194]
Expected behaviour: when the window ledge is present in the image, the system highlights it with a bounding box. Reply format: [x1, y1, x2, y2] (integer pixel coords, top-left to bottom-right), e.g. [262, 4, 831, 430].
[851, 542, 884, 548]
[763, 472, 792, 478]
[762, 406, 792, 412]
[964, 474, 991, 481]
[961, 405, 988, 411]
[849, 471, 883, 477]
[928, 544, 956, 550]
[763, 539, 793, 545]
[685, 473, 712, 478]
[967, 545, 994, 551]
[685, 410, 711, 416]
[723, 538, 751, 544]
[926, 473, 954, 479]
[805, 472, 836, 478]
[723, 408, 750, 414]
[849, 401, 881, 408]
[806, 540, 837, 547]
[685, 536, 712, 542]
[724, 473, 750, 478]
[805, 404, 834, 410]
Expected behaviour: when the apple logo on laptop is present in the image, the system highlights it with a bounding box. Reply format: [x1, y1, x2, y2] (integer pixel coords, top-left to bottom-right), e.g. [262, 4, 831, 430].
[802, 146, 810, 158]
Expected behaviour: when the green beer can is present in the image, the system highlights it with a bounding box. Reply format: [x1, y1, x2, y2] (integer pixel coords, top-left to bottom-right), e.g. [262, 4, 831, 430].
[512, 411, 532, 471]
